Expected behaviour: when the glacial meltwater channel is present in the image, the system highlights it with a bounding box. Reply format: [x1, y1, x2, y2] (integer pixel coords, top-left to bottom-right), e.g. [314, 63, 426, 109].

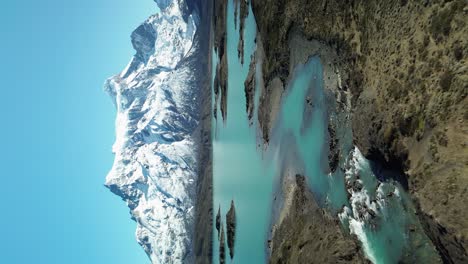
[212, 2, 439, 263]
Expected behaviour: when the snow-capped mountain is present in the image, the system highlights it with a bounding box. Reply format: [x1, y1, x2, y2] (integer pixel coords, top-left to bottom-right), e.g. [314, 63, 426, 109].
[104, 0, 204, 262]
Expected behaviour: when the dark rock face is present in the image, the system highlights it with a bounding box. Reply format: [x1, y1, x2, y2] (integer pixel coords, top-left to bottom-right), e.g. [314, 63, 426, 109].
[190, 0, 214, 262]
[250, 0, 468, 261]
[418, 206, 468, 264]
[213, 0, 228, 121]
[219, 222, 226, 264]
[327, 121, 339, 173]
[233, 0, 239, 29]
[131, 23, 156, 63]
[270, 175, 366, 263]
[232, 0, 249, 65]
[226, 200, 237, 259]
[238, 0, 249, 65]
[216, 205, 221, 238]
[244, 47, 257, 122]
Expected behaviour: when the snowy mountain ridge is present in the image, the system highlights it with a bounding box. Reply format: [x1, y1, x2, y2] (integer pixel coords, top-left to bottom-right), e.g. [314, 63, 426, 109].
[104, 0, 201, 262]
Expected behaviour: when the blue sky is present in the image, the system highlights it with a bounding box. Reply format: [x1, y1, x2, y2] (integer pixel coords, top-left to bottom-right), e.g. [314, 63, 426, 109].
[0, 0, 157, 263]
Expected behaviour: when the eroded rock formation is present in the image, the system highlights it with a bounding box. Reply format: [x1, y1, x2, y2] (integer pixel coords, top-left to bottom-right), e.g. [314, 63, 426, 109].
[270, 174, 367, 263]
[213, 0, 228, 121]
[219, 222, 226, 264]
[226, 200, 237, 259]
[244, 47, 257, 122]
[216, 205, 221, 239]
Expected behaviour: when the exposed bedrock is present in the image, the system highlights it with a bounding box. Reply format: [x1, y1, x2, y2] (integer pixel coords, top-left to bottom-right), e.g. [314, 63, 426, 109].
[251, 0, 468, 262]
[244, 46, 257, 121]
[219, 222, 226, 264]
[213, 0, 228, 121]
[244, 33, 265, 124]
[216, 205, 221, 239]
[270, 174, 367, 263]
[238, 0, 249, 65]
[327, 121, 339, 173]
[226, 200, 237, 259]
[232, 0, 249, 64]
[233, 0, 239, 29]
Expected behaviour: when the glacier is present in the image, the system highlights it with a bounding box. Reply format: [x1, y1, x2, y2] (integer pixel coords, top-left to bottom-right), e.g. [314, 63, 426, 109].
[104, 0, 206, 262]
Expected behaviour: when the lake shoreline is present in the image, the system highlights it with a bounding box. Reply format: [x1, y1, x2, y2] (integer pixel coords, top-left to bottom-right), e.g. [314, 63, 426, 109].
[193, 0, 214, 262]
[265, 31, 366, 262]
[262, 29, 441, 263]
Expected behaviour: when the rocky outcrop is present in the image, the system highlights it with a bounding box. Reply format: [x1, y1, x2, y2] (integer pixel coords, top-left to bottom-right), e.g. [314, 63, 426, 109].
[251, 0, 468, 262]
[232, 0, 249, 64]
[233, 0, 239, 29]
[270, 174, 367, 263]
[216, 205, 221, 238]
[327, 120, 339, 173]
[219, 222, 226, 264]
[238, 0, 249, 65]
[213, 0, 228, 121]
[244, 47, 257, 121]
[226, 200, 237, 259]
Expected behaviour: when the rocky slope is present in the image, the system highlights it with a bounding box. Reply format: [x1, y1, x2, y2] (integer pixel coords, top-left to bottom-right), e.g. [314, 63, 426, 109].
[216, 205, 221, 238]
[219, 222, 226, 264]
[233, 0, 249, 65]
[213, 0, 228, 122]
[270, 174, 367, 263]
[192, 1, 214, 263]
[250, 0, 467, 262]
[225, 200, 236, 259]
[244, 44, 257, 121]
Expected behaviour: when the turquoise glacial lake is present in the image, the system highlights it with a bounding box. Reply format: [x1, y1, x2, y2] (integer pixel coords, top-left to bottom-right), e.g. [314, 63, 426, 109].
[212, 1, 274, 263]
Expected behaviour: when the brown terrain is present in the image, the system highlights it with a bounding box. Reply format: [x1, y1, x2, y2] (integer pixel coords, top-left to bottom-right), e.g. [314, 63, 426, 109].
[249, 0, 468, 263]
[234, 0, 249, 64]
[192, 0, 213, 263]
[213, 0, 228, 121]
[270, 174, 367, 264]
[244, 42, 257, 122]
[226, 200, 236, 259]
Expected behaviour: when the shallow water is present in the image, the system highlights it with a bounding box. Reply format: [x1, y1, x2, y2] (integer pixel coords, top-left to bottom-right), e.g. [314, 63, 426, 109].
[212, 2, 439, 263]
[274, 57, 348, 209]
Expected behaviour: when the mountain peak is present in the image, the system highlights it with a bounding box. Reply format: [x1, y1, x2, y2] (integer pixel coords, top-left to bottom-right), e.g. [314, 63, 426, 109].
[105, 0, 202, 262]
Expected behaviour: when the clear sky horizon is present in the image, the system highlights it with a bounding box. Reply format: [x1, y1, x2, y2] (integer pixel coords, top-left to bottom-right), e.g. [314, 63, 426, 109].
[0, 0, 157, 263]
